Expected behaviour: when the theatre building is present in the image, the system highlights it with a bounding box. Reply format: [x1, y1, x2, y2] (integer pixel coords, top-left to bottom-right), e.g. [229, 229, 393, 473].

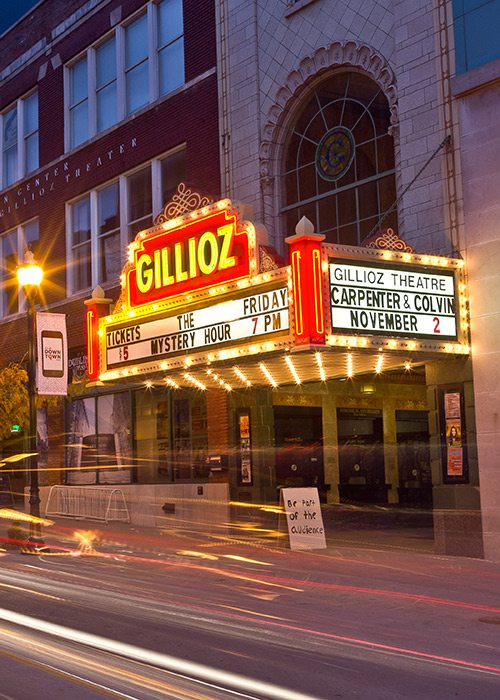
[77, 185, 475, 554]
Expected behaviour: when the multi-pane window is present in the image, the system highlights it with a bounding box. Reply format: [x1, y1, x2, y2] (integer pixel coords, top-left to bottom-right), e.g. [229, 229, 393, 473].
[96, 38, 117, 132]
[158, 0, 184, 96]
[0, 220, 39, 317]
[23, 93, 39, 174]
[98, 182, 121, 283]
[282, 72, 397, 246]
[67, 0, 184, 151]
[127, 167, 153, 239]
[68, 149, 185, 293]
[71, 196, 92, 291]
[125, 15, 149, 116]
[1, 92, 38, 189]
[69, 58, 89, 149]
[2, 108, 17, 188]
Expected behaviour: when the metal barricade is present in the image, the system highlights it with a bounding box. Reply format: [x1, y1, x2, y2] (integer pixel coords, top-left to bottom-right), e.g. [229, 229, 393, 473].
[44, 486, 130, 523]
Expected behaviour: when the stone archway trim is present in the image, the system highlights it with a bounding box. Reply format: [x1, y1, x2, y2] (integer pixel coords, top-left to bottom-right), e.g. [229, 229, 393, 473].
[259, 40, 398, 244]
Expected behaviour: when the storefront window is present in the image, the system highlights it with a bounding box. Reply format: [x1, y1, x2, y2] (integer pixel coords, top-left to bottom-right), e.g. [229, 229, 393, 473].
[133, 389, 208, 483]
[282, 71, 397, 245]
[172, 394, 208, 480]
[66, 392, 133, 485]
[134, 389, 171, 482]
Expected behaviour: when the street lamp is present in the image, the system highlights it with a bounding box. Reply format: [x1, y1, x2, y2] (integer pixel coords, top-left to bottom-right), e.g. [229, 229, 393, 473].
[17, 250, 44, 547]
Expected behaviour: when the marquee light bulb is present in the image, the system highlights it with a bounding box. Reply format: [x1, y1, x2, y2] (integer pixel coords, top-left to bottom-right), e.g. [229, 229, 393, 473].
[259, 363, 278, 388]
[347, 352, 353, 378]
[285, 355, 301, 385]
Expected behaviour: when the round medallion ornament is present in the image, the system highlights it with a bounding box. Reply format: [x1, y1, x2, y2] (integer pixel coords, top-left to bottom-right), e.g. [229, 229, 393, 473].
[315, 126, 355, 182]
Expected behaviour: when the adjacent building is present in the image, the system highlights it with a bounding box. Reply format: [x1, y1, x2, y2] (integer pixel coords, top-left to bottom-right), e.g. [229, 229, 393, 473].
[451, 0, 500, 560]
[0, 0, 221, 508]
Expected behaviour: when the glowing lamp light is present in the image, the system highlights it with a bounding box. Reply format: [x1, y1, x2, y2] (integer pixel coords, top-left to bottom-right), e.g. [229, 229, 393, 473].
[259, 362, 278, 388]
[315, 352, 326, 382]
[233, 366, 251, 387]
[17, 251, 43, 287]
[285, 355, 301, 385]
[347, 352, 353, 378]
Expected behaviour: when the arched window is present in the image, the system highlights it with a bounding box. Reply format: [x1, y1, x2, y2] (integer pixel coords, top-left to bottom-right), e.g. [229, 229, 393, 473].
[282, 71, 397, 246]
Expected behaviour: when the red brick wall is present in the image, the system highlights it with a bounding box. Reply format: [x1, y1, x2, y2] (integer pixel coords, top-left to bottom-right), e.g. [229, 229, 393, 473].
[0, 0, 220, 357]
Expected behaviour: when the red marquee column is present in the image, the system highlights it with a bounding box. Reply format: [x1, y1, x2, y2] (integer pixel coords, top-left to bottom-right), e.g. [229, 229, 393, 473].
[84, 286, 113, 381]
[285, 216, 326, 346]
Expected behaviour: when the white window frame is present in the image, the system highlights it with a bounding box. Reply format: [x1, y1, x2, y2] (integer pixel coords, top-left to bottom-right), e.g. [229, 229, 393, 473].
[94, 36, 118, 135]
[0, 218, 40, 317]
[64, 0, 184, 153]
[66, 146, 185, 295]
[0, 91, 39, 190]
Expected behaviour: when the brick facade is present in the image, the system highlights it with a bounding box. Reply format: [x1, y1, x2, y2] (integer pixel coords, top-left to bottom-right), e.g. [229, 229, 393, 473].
[0, 0, 220, 361]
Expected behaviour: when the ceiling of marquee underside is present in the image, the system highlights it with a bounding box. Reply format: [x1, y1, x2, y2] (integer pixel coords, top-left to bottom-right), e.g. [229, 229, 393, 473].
[97, 346, 464, 392]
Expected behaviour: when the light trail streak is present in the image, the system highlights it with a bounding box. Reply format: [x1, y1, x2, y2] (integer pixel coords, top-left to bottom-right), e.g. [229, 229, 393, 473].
[212, 604, 285, 621]
[0, 644, 142, 700]
[16, 532, 500, 616]
[0, 627, 255, 700]
[0, 608, 324, 700]
[0, 582, 63, 601]
[221, 555, 272, 566]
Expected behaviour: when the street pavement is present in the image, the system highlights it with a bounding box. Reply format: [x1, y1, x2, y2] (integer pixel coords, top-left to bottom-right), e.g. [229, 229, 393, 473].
[1, 506, 500, 698]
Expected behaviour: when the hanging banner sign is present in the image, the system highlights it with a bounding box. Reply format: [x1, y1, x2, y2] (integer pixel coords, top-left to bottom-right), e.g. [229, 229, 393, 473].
[329, 259, 458, 339]
[281, 487, 326, 550]
[36, 312, 68, 396]
[105, 286, 289, 370]
[128, 207, 253, 307]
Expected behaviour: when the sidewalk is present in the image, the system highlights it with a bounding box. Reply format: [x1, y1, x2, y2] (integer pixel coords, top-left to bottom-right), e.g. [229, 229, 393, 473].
[6, 502, 439, 561]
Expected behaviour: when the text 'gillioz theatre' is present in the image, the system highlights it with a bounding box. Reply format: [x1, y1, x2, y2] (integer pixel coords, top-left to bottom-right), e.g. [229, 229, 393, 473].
[84, 185, 470, 532]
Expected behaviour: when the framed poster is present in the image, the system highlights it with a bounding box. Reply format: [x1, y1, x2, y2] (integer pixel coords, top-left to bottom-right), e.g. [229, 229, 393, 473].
[440, 387, 468, 484]
[237, 410, 253, 486]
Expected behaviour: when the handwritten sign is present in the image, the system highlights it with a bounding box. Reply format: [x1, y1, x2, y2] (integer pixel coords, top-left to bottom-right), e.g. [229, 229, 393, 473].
[281, 487, 326, 550]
